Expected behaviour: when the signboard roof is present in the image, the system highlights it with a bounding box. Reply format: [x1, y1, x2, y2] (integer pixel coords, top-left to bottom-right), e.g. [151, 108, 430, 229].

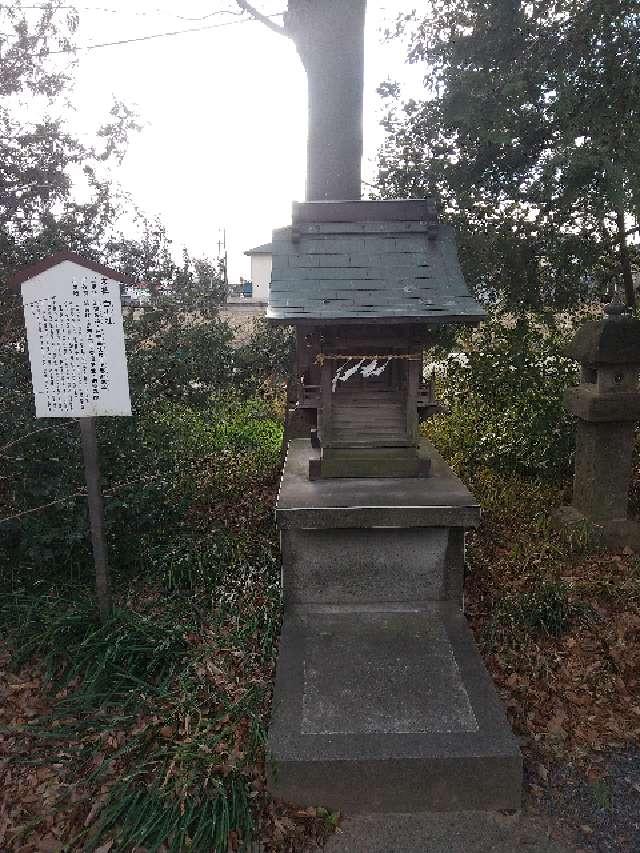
[6, 249, 139, 292]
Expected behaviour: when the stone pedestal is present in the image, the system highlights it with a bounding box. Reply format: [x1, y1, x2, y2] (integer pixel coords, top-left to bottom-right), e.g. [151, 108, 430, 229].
[572, 420, 636, 522]
[557, 311, 640, 551]
[267, 439, 522, 813]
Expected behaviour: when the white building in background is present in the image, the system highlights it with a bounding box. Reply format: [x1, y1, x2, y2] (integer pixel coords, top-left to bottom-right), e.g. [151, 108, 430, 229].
[220, 241, 271, 338]
[243, 242, 272, 304]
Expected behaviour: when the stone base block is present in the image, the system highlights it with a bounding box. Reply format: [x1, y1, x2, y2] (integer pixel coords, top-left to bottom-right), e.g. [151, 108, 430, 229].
[322, 811, 573, 853]
[277, 439, 481, 531]
[281, 527, 464, 605]
[554, 505, 640, 552]
[267, 604, 522, 813]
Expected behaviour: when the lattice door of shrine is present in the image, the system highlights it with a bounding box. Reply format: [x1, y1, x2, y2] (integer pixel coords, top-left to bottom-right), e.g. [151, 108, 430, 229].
[330, 362, 409, 449]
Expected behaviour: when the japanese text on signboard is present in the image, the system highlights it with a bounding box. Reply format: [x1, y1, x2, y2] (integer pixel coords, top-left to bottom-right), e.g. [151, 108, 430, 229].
[23, 266, 132, 418]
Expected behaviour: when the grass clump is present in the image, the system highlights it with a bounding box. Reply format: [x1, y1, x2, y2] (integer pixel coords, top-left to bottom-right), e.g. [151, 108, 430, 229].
[488, 581, 586, 645]
[0, 592, 189, 712]
[0, 544, 283, 851]
[88, 775, 255, 853]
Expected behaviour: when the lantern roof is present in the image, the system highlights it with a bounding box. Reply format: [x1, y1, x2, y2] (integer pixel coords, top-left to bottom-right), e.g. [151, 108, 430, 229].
[568, 315, 640, 365]
[267, 200, 486, 325]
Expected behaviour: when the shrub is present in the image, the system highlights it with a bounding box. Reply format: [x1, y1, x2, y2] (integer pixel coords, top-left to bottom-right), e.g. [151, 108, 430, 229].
[0, 394, 282, 591]
[426, 318, 580, 477]
[125, 313, 237, 405]
[233, 317, 294, 395]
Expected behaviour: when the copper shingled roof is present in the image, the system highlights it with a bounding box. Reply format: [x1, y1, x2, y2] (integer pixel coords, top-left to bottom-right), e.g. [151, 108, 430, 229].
[267, 201, 486, 325]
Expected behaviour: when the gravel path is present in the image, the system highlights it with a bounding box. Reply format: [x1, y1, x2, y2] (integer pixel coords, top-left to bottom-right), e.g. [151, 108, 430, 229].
[536, 748, 640, 853]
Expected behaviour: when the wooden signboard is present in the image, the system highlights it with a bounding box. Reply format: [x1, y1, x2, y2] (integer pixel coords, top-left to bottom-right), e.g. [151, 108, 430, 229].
[10, 251, 138, 621]
[21, 258, 132, 418]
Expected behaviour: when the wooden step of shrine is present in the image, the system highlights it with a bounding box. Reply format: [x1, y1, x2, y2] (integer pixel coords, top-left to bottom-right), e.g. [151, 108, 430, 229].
[310, 448, 430, 479]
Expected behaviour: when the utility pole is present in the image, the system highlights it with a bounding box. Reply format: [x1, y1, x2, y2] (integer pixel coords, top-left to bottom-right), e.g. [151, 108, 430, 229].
[216, 227, 228, 286]
[223, 228, 228, 287]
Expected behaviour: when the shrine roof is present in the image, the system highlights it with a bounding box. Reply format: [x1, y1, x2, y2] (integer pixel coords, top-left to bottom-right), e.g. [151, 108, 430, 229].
[266, 202, 486, 325]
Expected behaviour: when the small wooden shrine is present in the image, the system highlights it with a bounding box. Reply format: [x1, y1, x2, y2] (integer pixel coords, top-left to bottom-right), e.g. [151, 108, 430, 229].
[268, 199, 486, 479]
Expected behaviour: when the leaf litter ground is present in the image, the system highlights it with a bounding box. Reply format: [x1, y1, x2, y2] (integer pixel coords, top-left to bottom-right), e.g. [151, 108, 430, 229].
[1, 466, 640, 851]
[462, 467, 640, 853]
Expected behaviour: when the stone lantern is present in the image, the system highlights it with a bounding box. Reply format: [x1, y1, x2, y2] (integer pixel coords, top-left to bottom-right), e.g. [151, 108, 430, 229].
[559, 305, 640, 548]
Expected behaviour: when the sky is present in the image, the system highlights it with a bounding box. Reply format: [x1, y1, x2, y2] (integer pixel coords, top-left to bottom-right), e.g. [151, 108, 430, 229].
[53, 1, 422, 282]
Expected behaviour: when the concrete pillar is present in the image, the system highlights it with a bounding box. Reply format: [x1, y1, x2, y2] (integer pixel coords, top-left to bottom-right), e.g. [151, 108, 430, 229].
[286, 0, 366, 201]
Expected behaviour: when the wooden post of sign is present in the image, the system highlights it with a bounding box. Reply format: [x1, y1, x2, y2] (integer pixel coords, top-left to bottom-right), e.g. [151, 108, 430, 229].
[79, 417, 112, 622]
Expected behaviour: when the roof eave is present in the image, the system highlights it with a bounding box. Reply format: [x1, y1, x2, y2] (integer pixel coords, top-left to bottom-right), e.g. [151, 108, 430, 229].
[267, 312, 486, 326]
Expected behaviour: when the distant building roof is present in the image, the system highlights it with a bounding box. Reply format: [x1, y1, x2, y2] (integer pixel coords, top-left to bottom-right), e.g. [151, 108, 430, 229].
[245, 242, 273, 256]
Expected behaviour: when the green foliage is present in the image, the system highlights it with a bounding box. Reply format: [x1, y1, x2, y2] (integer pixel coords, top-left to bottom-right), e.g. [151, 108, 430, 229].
[125, 315, 237, 404]
[1, 593, 188, 711]
[378, 0, 640, 309]
[145, 535, 231, 592]
[317, 808, 341, 830]
[0, 397, 282, 592]
[426, 319, 579, 476]
[0, 284, 283, 589]
[139, 395, 282, 458]
[89, 775, 254, 853]
[490, 581, 578, 640]
[590, 778, 613, 811]
[234, 317, 295, 394]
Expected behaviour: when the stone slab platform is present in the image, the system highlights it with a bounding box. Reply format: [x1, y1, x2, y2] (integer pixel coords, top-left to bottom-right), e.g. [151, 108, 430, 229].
[268, 603, 522, 813]
[321, 811, 572, 853]
[277, 439, 481, 530]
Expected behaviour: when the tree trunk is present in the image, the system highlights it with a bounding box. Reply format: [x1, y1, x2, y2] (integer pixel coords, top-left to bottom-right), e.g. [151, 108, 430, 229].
[616, 203, 636, 308]
[286, 0, 366, 201]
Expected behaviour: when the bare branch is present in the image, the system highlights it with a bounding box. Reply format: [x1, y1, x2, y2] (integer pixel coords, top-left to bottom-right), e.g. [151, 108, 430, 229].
[0, 422, 74, 456]
[235, 1, 288, 37]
